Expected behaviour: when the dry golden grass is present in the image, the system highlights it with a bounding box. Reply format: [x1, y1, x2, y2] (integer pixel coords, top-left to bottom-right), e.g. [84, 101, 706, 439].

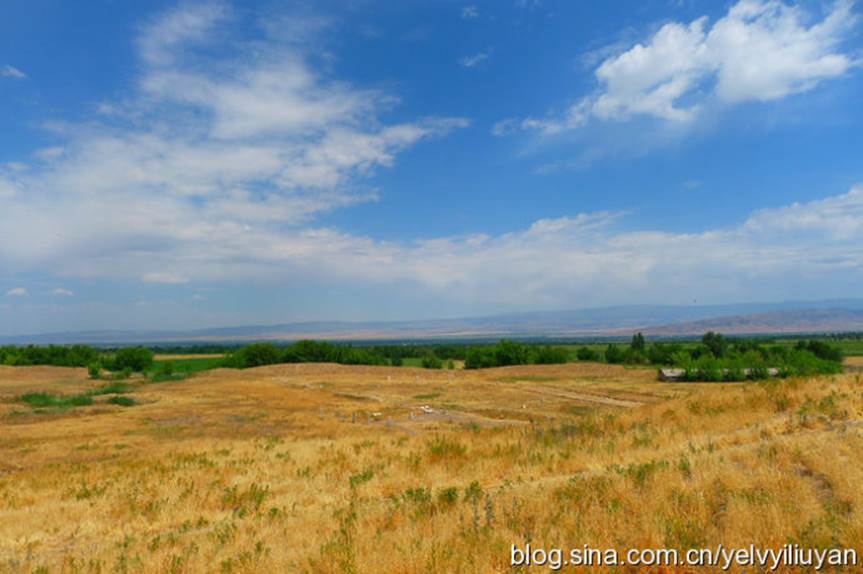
[1, 362, 862, 573]
[845, 356, 863, 369]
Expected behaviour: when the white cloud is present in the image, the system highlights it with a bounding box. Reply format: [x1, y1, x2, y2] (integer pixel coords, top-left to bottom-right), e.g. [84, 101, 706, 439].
[460, 51, 491, 68]
[137, 1, 230, 67]
[34, 147, 65, 161]
[1, 1, 861, 312]
[143, 272, 190, 285]
[518, 0, 859, 134]
[5, 288, 28, 297]
[0, 1, 467, 286]
[1, 65, 26, 79]
[52, 288, 74, 296]
[744, 185, 863, 240]
[462, 5, 479, 19]
[0, 176, 21, 199]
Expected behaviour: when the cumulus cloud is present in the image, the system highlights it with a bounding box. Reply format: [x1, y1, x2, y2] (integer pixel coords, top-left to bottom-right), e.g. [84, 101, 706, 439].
[1, 0, 861, 314]
[0, 1, 467, 284]
[1, 65, 26, 79]
[518, 0, 859, 134]
[5, 288, 28, 297]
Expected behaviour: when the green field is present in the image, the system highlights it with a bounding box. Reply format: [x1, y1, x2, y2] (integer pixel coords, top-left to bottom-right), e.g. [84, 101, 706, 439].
[151, 356, 225, 374]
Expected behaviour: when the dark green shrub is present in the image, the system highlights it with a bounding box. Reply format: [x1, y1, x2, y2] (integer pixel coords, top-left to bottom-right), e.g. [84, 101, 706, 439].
[19, 392, 93, 409]
[87, 362, 102, 379]
[108, 396, 137, 407]
[532, 346, 568, 364]
[421, 354, 443, 369]
[576, 347, 599, 361]
[464, 347, 496, 369]
[604, 345, 625, 364]
[91, 382, 131, 395]
[493, 340, 530, 366]
[111, 347, 154, 372]
[226, 343, 281, 368]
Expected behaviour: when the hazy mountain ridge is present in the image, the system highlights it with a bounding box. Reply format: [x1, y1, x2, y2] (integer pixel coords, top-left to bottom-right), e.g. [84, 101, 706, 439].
[644, 308, 863, 336]
[3, 299, 863, 345]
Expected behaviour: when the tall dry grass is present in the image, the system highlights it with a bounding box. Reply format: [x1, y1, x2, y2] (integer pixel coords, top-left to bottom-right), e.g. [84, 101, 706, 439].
[0, 363, 861, 572]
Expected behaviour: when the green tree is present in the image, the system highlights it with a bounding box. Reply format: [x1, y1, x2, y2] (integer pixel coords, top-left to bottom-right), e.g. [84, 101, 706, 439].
[576, 346, 598, 362]
[702, 332, 727, 358]
[493, 340, 530, 366]
[532, 346, 568, 364]
[226, 343, 280, 368]
[630, 332, 646, 353]
[604, 344, 625, 364]
[420, 353, 443, 369]
[111, 347, 154, 372]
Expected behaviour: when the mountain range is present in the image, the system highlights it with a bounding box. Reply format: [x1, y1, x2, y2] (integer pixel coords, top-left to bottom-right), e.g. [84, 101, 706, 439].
[3, 299, 863, 345]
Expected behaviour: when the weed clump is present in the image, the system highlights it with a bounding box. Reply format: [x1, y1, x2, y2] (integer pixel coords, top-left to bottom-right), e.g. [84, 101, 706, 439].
[107, 396, 137, 407]
[18, 392, 93, 409]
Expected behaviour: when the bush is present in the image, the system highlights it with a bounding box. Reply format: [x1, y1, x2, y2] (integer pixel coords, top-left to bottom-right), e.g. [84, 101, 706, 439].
[493, 340, 530, 366]
[19, 392, 93, 409]
[532, 346, 568, 364]
[111, 347, 154, 372]
[421, 354, 443, 369]
[226, 343, 281, 368]
[576, 346, 599, 362]
[87, 362, 102, 380]
[647, 343, 681, 366]
[108, 396, 137, 407]
[464, 347, 497, 369]
[604, 345, 625, 364]
[693, 355, 722, 382]
[795, 340, 843, 363]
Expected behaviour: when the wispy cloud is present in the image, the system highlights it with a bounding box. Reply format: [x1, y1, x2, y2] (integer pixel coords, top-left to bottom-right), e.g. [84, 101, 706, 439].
[52, 287, 74, 297]
[5, 288, 28, 297]
[460, 50, 491, 68]
[0, 1, 467, 287]
[2, 1, 861, 314]
[143, 272, 189, 285]
[512, 0, 859, 135]
[1, 65, 26, 79]
[461, 5, 479, 19]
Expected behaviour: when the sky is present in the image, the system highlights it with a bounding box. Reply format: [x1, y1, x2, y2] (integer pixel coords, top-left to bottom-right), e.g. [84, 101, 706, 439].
[1, 0, 862, 335]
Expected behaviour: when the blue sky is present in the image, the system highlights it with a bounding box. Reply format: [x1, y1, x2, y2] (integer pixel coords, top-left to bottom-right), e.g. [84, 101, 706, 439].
[1, 0, 862, 335]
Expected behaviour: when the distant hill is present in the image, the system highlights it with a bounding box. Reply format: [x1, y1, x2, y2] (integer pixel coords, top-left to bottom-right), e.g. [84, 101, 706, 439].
[644, 308, 863, 336]
[3, 299, 863, 345]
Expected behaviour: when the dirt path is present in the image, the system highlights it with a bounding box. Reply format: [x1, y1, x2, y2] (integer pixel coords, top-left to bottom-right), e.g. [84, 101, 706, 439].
[528, 385, 643, 408]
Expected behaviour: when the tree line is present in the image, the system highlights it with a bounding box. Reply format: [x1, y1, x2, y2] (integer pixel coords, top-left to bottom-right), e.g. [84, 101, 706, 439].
[590, 332, 843, 380]
[0, 333, 846, 380]
[0, 345, 154, 373]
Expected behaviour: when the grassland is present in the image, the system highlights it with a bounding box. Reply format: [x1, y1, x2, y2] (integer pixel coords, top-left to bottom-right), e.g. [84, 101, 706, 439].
[1, 362, 862, 572]
[152, 356, 226, 375]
